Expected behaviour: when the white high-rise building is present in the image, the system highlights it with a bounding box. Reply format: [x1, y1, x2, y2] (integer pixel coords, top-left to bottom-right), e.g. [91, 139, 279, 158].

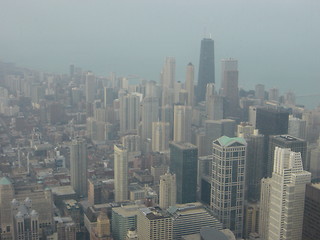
[161, 57, 175, 89]
[119, 93, 140, 135]
[259, 178, 271, 240]
[267, 147, 311, 240]
[70, 138, 88, 197]
[211, 136, 247, 238]
[159, 173, 176, 209]
[173, 105, 192, 143]
[152, 121, 170, 152]
[185, 63, 194, 107]
[288, 115, 307, 140]
[114, 144, 129, 202]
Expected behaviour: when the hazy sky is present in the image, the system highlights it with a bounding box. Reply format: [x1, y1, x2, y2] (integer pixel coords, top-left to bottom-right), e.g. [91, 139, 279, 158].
[1, 0, 319, 96]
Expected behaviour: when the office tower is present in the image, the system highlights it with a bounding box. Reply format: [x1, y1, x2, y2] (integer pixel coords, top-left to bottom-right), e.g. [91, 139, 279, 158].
[161, 57, 176, 107]
[0, 177, 14, 240]
[237, 123, 265, 202]
[256, 107, 289, 136]
[112, 204, 144, 240]
[268, 135, 307, 176]
[141, 97, 159, 141]
[310, 139, 320, 180]
[267, 147, 311, 240]
[69, 64, 75, 78]
[86, 71, 96, 103]
[104, 87, 114, 107]
[12, 198, 40, 240]
[221, 58, 239, 119]
[204, 119, 236, 155]
[152, 121, 170, 152]
[174, 81, 183, 104]
[255, 84, 265, 100]
[268, 88, 279, 102]
[159, 173, 176, 209]
[170, 142, 198, 204]
[160, 105, 174, 139]
[88, 178, 102, 205]
[259, 178, 271, 240]
[288, 115, 306, 139]
[211, 136, 247, 238]
[114, 144, 129, 202]
[185, 63, 194, 107]
[161, 57, 175, 89]
[197, 38, 215, 103]
[173, 105, 192, 143]
[302, 183, 320, 240]
[119, 93, 140, 135]
[205, 83, 224, 121]
[198, 156, 212, 205]
[137, 207, 173, 240]
[70, 138, 88, 197]
[168, 202, 223, 239]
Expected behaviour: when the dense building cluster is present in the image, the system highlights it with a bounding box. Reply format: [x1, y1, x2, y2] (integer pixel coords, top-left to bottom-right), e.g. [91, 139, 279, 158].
[0, 37, 319, 240]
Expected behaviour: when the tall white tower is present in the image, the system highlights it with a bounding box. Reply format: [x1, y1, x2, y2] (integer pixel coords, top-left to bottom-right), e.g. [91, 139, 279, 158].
[85, 71, 96, 103]
[267, 147, 311, 240]
[119, 93, 140, 135]
[70, 138, 88, 197]
[141, 97, 159, 141]
[159, 172, 176, 209]
[114, 144, 129, 202]
[185, 63, 194, 107]
[173, 104, 192, 143]
[152, 121, 170, 152]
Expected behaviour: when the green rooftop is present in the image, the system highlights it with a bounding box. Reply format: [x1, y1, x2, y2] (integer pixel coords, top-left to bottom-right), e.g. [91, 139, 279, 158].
[0, 177, 12, 185]
[216, 136, 246, 147]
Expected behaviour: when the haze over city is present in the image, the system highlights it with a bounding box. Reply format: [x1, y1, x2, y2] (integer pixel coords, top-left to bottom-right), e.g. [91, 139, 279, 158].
[1, 0, 319, 98]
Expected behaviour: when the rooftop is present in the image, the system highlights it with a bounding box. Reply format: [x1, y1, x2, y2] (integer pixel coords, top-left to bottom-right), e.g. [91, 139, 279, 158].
[214, 136, 246, 147]
[0, 176, 12, 185]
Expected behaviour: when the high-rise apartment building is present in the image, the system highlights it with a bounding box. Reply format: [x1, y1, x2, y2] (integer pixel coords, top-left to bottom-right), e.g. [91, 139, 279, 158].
[197, 38, 215, 103]
[267, 147, 311, 240]
[205, 83, 223, 121]
[137, 207, 173, 240]
[114, 144, 129, 202]
[211, 136, 247, 238]
[221, 58, 239, 119]
[259, 178, 271, 240]
[255, 84, 265, 100]
[159, 173, 176, 209]
[119, 93, 140, 135]
[302, 183, 320, 240]
[152, 121, 170, 152]
[288, 115, 307, 140]
[170, 142, 198, 204]
[70, 138, 88, 197]
[173, 105, 192, 143]
[185, 63, 194, 107]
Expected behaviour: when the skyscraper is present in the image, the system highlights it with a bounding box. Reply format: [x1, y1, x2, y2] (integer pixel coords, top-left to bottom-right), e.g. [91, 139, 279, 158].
[302, 183, 320, 240]
[173, 104, 192, 143]
[70, 138, 88, 197]
[119, 93, 140, 135]
[220, 58, 239, 119]
[170, 142, 198, 204]
[267, 147, 311, 240]
[159, 172, 176, 209]
[0, 177, 14, 240]
[141, 96, 159, 141]
[185, 63, 194, 107]
[211, 136, 247, 238]
[268, 135, 307, 176]
[152, 121, 170, 152]
[197, 38, 215, 103]
[114, 144, 129, 202]
[161, 57, 176, 107]
[86, 71, 96, 103]
[205, 83, 223, 121]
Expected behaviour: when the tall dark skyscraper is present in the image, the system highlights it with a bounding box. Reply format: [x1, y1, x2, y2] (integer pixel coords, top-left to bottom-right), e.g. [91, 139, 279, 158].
[196, 38, 215, 103]
[170, 142, 198, 204]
